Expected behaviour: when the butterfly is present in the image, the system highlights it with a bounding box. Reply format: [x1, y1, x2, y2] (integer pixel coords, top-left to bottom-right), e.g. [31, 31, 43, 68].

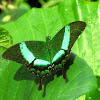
[2, 21, 87, 90]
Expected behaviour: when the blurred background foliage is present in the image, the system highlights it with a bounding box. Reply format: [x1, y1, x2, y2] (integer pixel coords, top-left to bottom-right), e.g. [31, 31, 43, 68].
[0, 0, 98, 24]
[0, 0, 63, 24]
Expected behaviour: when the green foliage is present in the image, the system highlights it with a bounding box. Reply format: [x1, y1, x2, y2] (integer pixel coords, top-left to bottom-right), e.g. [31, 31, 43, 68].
[2, 0, 100, 76]
[0, 1, 31, 24]
[0, 0, 100, 99]
[85, 76, 100, 100]
[0, 26, 12, 53]
[0, 53, 97, 100]
[71, 0, 100, 77]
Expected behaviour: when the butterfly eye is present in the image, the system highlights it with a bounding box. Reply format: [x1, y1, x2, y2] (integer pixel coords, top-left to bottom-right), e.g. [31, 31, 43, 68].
[52, 64, 54, 68]
[48, 66, 52, 70]
[45, 36, 51, 40]
[48, 36, 51, 39]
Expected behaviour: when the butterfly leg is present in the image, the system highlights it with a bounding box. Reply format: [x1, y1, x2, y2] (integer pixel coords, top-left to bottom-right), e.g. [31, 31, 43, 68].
[38, 76, 42, 90]
[62, 64, 66, 79]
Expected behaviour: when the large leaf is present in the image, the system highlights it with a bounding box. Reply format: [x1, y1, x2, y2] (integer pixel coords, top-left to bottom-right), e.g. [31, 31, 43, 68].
[71, 0, 100, 77]
[0, 53, 97, 100]
[85, 76, 100, 100]
[0, 0, 99, 99]
[2, 1, 75, 44]
[1, 0, 100, 77]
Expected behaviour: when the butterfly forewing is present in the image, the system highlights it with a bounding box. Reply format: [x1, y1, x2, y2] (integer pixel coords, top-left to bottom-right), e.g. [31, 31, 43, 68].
[2, 43, 29, 65]
[50, 21, 86, 63]
[68, 21, 86, 51]
[2, 41, 51, 66]
[50, 23, 70, 62]
[25, 41, 50, 62]
[50, 26, 66, 61]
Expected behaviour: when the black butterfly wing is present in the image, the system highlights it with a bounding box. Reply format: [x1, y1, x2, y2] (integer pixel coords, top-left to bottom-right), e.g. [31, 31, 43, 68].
[25, 41, 50, 62]
[68, 21, 87, 51]
[2, 43, 29, 65]
[50, 21, 87, 62]
[2, 41, 50, 66]
[50, 26, 66, 62]
[2, 21, 86, 66]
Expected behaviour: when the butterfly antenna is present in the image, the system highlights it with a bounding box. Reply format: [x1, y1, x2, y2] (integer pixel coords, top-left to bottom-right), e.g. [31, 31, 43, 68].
[32, 25, 46, 35]
[48, 19, 58, 35]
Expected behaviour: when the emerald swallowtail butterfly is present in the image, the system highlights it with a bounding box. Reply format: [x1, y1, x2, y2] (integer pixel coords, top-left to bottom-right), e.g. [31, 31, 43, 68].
[2, 21, 87, 90]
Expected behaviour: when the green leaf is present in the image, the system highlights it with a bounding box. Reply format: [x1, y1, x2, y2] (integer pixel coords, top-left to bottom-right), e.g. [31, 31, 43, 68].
[15, 2, 31, 19]
[85, 76, 100, 100]
[2, 0, 76, 44]
[0, 0, 99, 99]
[2, 0, 100, 78]
[71, 0, 100, 76]
[56, 55, 97, 100]
[86, 88, 100, 100]
[0, 26, 12, 53]
[0, 53, 97, 100]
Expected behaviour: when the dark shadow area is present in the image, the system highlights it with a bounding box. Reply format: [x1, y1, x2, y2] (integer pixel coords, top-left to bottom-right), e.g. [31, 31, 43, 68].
[92, 0, 98, 1]
[96, 76, 100, 87]
[0, 9, 1, 13]
[14, 53, 76, 97]
[91, 0, 98, 1]
[86, 0, 98, 2]
[27, 0, 41, 8]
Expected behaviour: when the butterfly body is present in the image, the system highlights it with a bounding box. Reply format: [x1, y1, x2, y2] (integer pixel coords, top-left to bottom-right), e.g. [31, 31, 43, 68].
[20, 36, 69, 77]
[2, 21, 87, 90]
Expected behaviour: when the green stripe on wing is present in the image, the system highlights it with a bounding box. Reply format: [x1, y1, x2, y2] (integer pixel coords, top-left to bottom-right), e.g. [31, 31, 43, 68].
[61, 25, 70, 50]
[20, 42, 35, 64]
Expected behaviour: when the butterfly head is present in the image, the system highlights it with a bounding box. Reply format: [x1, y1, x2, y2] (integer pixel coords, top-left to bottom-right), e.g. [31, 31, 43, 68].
[45, 36, 51, 41]
[48, 64, 54, 70]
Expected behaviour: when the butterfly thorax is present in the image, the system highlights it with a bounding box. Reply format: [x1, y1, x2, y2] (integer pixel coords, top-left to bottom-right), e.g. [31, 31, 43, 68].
[45, 36, 52, 64]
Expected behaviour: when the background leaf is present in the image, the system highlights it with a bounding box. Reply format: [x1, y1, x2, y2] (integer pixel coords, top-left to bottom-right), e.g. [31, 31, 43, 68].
[85, 76, 100, 100]
[0, 0, 99, 99]
[2, 0, 100, 77]
[0, 26, 12, 53]
[71, 0, 100, 76]
[0, 53, 97, 100]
